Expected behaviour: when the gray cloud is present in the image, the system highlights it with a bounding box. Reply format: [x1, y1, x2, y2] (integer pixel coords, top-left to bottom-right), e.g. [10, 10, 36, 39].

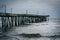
[0, 0, 60, 18]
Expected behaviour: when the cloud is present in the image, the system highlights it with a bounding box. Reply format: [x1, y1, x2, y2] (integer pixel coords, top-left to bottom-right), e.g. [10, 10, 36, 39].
[0, 0, 60, 18]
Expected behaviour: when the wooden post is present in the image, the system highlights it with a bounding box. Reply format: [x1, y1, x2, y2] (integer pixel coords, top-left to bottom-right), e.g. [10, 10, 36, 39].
[7, 17, 9, 28]
[15, 17, 17, 26]
[18, 17, 20, 25]
[18, 17, 19, 26]
[2, 17, 8, 32]
[11, 17, 13, 27]
[1, 17, 4, 32]
[16, 16, 18, 26]
[4, 17, 7, 32]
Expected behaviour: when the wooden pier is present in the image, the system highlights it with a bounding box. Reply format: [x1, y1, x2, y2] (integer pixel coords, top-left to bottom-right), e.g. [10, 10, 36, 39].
[0, 12, 49, 32]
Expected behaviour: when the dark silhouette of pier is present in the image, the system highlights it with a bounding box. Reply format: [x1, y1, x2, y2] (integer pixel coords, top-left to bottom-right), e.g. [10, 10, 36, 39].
[0, 12, 49, 32]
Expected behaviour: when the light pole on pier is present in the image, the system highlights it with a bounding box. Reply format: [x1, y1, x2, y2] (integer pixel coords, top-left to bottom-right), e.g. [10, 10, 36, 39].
[4, 0, 7, 13]
[11, 8, 12, 13]
[5, 5, 6, 13]
[26, 10, 28, 14]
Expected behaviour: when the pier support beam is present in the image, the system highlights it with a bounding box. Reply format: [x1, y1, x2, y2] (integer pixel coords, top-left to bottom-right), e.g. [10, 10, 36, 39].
[11, 17, 13, 27]
[15, 17, 17, 26]
[1, 17, 5, 32]
[18, 17, 20, 26]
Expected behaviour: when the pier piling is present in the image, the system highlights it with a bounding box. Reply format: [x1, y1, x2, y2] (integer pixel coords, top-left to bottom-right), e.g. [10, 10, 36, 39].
[0, 12, 49, 32]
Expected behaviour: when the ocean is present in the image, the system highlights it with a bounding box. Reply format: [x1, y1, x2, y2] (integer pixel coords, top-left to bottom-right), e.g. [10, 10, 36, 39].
[0, 18, 60, 40]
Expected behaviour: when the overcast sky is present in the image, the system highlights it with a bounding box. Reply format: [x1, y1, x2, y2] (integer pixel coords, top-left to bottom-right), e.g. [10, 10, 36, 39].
[0, 0, 60, 18]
